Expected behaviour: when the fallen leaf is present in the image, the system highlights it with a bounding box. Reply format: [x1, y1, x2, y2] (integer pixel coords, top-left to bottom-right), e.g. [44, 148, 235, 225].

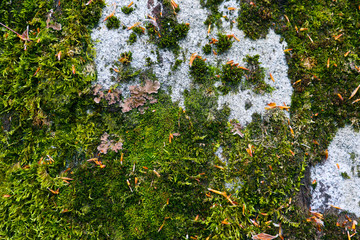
[252, 233, 279, 240]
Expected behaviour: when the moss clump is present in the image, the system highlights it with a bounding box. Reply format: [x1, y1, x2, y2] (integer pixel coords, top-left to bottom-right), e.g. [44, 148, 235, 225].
[237, 0, 280, 40]
[215, 33, 233, 54]
[201, 0, 224, 28]
[127, 32, 137, 45]
[171, 59, 183, 71]
[157, 18, 189, 53]
[119, 51, 133, 65]
[145, 1, 189, 53]
[202, 44, 212, 54]
[190, 57, 211, 84]
[341, 172, 351, 179]
[218, 63, 245, 94]
[132, 26, 144, 35]
[121, 6, 134, 14]
[244, 54, 273, 94]
[106, 15, 120, 29]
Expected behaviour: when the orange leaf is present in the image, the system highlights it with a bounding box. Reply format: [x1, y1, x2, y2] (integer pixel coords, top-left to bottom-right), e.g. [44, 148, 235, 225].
[228, 7, 236, 10]
[284, 48, 292, 52]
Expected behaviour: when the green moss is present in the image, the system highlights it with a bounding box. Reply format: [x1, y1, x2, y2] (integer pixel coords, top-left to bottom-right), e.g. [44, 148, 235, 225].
[119, 51, 133, 65]
[218, 63, 245, 94]
[189, 57, 211, 84]
[106, 15, 120, 29]
[132, 26, 144, 35]
[243, 54, 273, 94]
[215, 33, 233, 54]
[145, 2, 189, 53]
[237, 0, 280, 40]
[127, 32, 137, 45]
[157, 18, 189, 53]
[202, 44, 212, 55]
[340, 172, 351, 179]
[171, 59, 183, 71]
[121, 6, 134, 14]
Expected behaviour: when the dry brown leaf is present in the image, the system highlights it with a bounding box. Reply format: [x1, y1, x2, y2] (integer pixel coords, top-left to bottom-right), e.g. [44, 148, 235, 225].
[252, 233, 279, 240]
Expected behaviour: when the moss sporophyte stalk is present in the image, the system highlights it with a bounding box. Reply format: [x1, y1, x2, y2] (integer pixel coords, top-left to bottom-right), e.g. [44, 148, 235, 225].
[1, 0, 360, 239]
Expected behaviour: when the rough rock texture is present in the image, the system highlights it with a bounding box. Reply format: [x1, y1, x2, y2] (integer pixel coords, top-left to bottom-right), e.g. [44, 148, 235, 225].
[311, 125, 360, 217]
[91, 0, 292, 125]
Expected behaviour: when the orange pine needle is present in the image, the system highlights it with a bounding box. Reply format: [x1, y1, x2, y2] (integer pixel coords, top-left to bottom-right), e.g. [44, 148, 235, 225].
[169, 133, 173, 143]
[34, 67, 40, 76]
[289, 126, 295, 137]
[289, 150, 295, 156]
[207, 24, 211, 35]
[228, 7, 236, 10]
[127, 22, 141, 30]
[337, 93, 343, 101]
[238, 66, 249, 71]
[56, 51, 61, 61]
[269, 73, 275, 82]
[330, 204, 341, 209]
[214, 165, 224, 170]
[352, 98, 360, 104]
[344, 50, 350, 57]
[336, 163, 340, 169]
[127, 1, 133, 7]
[284, 48, 292, 52]
[189, 53, 198, 66]
[327, 58, 330, 68]
[232, 34, 240, 42]
[72, 65, 76, 74]
[349, 84, 360, 100]
[48, 188, 59, 194]
[104, 3, 116, 21]
[213, 49, 217, 55]
[153, 170, 161, 177]
[334, 33, 343, 40]
[3, 195, 11, 198]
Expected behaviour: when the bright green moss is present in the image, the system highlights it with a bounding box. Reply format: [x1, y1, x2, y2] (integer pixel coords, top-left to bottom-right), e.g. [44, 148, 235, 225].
[202, 43, 212, 54]
[127, 32, 137, 44]
[106, 15, 120, 29]
[215, 33, 233, 54]
[121, 6, 134, 14]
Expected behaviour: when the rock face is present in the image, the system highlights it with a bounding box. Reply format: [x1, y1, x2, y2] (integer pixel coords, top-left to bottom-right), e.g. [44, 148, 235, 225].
[91, 0, 293, 125]
[311, 125, 360, 217]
